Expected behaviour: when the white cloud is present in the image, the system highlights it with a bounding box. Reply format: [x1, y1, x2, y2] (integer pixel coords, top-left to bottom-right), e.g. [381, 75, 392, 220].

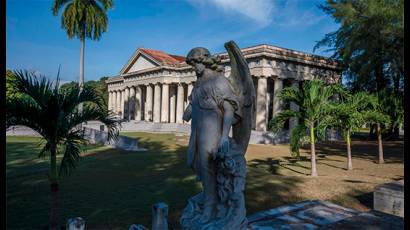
[186, 0, 275, 27]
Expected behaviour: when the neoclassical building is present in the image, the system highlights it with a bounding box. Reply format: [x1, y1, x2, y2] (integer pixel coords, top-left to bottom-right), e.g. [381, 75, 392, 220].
[106, 44, 341, 132]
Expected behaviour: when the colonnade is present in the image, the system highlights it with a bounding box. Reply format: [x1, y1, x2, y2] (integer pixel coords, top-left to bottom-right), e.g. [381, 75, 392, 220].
[254, 77, 299, 131]
[108, 77, 300, 131]
[108, 82, 193, 124]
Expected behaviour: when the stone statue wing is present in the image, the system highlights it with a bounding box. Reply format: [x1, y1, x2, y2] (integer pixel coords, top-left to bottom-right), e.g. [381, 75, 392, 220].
[224, 40, 256, 152]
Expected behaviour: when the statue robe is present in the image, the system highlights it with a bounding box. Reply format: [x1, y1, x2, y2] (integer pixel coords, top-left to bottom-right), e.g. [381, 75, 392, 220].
[186, 74, 242, 180]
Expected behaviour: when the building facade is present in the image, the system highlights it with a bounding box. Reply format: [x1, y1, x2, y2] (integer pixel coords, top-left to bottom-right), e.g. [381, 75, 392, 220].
[106, 44, 341, 132]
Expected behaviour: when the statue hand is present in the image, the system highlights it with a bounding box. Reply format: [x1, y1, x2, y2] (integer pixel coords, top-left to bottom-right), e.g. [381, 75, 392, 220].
[215, 136, 229, 159]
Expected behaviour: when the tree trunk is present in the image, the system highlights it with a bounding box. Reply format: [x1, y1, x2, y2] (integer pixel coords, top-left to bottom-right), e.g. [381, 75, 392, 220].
[310, 124, 317, 177]
[50, 182, 59, 230]
[393, 126, 400, 138]
[375, 62, 386, 93]
[78, 36, 85, 114]
[377, 123, 384, 164]
[346, 129, 353, 170]
[368, 123, 375, 140]
[49, 145, 59, 229]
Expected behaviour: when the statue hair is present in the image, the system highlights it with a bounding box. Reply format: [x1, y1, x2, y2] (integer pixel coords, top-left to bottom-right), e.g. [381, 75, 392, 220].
[186, 48, 224, 73]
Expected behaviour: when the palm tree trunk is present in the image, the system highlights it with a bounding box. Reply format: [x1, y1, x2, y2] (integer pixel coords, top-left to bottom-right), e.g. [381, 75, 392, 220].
[49, 145, 59, 229]
[346, 129, 353, 170]
[377, 123, 384, 164]
[310, 124, 318, 177]
[78, 36, 85, 114]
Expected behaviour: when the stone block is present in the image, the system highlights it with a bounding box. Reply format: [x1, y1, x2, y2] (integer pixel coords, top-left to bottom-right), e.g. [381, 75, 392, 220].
[247, 200, 359, 229]
[152, 202, 168, 230]
[373, 180, 404, 217]
[82, 127, 146, 151]
[67, 217, 85, 230]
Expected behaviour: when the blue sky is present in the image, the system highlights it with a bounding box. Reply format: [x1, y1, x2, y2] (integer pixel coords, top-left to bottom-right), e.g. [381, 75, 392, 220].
[6, 0, 340, 82]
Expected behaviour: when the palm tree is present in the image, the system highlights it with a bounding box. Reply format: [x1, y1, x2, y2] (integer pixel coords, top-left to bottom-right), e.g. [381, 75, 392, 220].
[52, 0, 114, 111]
[364, 93, 391, 164]
[269, 79, 341, 176]
[6, 70, 120, 229]
[321, 91, 374, 170]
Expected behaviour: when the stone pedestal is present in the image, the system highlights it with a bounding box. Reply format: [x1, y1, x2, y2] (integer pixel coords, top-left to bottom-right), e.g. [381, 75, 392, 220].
[152, 202, 168, 230]
[374, 180, 404, 217]
[67, 217, 85, 230]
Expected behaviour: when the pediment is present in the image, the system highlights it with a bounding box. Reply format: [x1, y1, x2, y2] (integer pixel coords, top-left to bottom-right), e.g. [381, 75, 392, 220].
[122, 53, 159, 74]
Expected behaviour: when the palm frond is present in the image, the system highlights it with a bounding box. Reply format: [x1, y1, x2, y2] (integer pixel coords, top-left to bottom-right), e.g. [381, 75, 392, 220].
[268, 110, 300, 132]
[289, 123, 308, 158]
[55, 0, 113, 40]
[59, 129, 87, 176]
[51, 0, 72, 15]
[6, 95, 47, 137]
[39, 142, 51, 158]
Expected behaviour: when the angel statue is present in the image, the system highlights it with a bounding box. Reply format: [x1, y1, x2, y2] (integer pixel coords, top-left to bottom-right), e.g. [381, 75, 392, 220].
[180, 41, 256, 230]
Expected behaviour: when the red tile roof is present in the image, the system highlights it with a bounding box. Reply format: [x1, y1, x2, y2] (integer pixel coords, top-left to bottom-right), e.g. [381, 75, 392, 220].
[140, 48, 185, 65]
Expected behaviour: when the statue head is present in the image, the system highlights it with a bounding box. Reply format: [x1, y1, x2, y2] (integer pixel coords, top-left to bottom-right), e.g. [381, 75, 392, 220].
[186, 47, 223, 77]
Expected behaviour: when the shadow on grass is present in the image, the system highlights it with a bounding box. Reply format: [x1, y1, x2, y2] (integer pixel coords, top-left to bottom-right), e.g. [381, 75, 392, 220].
[248, 157, 310, 176]
[245, 161, 304, 215]
[301, 141, 404, 164]
[6, 133, 307, 229]
[7, 135, 198, 229]
[328, 188, 375, 212]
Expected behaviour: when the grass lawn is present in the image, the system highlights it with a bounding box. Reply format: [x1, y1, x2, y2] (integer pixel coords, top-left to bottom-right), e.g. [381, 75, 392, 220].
[6, 133, 403, 229]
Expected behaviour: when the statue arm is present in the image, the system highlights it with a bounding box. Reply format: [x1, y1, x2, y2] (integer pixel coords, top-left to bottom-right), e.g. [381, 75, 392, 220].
[183, 103, 192, 122]
[222, 101, 234, 139]
[216, 100, 235, 157]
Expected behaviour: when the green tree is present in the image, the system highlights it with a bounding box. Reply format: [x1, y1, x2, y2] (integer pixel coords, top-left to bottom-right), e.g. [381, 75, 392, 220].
[61, 76, 109, 105]
[6, 70, 120, 229]
[378, 89, 403, 139]
[269, 79, 341, 176]
[364, 93, 391, 164]
[6, 70, 23, 103]
[52, 0, 114, 111]
[314, 0, 404, 94]
[320, 91, 374, 170]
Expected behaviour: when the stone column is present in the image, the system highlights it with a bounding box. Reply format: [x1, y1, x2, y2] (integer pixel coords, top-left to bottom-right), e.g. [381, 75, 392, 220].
[116, 90, 121, 115]
[256, 77, 267, 131]
[110, 91, 115, 112]
[108, 91, 112, 111]
[289, 81, 299, 130]
[186, 83, 194, 124]
[145, 84, 153, 122]
[135, 86, 142, 121]
[161, 83, 169, 123]
[187, 83, 194, 98]
[176, 84, 184, 124]
[153, 83, 161, 123]
[128, 87, 136, 120]
[272, 78, 283, 117]
[169, 85, 176, 123]
[124, 87, 130, 119]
